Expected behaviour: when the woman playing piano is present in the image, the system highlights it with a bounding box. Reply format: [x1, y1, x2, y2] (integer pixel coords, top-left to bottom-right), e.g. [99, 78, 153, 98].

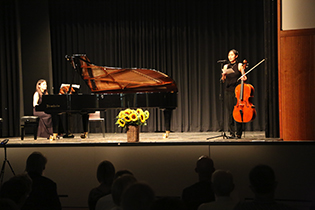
[33, 79, 62, 140]
[33, 79, 55, 139]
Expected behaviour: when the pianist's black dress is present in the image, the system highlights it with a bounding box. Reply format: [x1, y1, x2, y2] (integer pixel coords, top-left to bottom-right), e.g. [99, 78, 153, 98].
[33, 91, 53, 138]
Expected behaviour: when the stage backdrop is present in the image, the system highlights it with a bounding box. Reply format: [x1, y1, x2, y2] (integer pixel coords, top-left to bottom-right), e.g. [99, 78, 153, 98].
[1, 0, 279, 137]
[48, 0, 267, 134]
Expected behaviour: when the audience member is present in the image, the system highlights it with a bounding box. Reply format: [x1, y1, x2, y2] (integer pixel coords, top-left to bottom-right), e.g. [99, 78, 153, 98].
[151, 197, 187, 210]
[110, 174, 137, 210]
[121, 182, 155, 210]
[113, 169, 133, 180]
[198, 169, 237, 210]
[22, 151, 61, 210]
[95, 170, 135, 210]
[88, 160, 116, 210]
[0, 174, 32, 209]
[182, 155, 215, 210]
[234, 164, 294, 210]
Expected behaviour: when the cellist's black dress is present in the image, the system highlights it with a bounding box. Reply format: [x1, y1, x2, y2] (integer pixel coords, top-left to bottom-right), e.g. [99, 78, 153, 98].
[224, 62, 243, 138]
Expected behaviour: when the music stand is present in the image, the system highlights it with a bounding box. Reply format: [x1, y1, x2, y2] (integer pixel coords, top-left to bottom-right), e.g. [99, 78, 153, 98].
[207, 61, 233, 140]
[0, 139, 15, 184]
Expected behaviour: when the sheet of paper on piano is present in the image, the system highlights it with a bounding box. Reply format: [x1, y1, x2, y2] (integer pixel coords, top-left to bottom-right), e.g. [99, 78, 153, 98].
[60, 84, 80, 89]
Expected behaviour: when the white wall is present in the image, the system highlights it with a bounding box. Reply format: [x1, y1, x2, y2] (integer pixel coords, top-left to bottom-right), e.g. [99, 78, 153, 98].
[282, 0, 315, 30]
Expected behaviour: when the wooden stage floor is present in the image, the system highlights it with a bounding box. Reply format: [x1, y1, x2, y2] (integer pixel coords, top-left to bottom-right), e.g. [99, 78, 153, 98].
[2, 131, 292, 147]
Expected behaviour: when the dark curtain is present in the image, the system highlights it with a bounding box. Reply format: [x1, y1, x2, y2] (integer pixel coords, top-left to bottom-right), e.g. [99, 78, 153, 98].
[0, 0, 21, 137]
[264, 0, 279, 138]
[49, 0, 271, 134]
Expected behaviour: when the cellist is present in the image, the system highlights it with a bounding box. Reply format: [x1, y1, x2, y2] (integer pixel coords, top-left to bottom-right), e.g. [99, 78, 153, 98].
[221, 49, 247, 139]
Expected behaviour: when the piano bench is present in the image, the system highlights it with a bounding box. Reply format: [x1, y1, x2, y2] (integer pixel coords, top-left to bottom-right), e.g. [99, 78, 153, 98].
[88, 111, 105, 138]
[21, 116, 39, 140]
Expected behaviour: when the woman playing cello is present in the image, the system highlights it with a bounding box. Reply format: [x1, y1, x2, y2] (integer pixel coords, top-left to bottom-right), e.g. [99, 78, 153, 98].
[221, 49, 247, 139]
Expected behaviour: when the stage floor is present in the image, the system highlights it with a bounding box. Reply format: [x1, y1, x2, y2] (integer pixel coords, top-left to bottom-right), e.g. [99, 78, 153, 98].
[3, 131, 292, 147]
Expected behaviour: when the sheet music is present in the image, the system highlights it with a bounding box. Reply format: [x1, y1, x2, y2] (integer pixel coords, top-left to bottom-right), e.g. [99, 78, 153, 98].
[60, 84, 80, 89]
[222, 68, 235, 74]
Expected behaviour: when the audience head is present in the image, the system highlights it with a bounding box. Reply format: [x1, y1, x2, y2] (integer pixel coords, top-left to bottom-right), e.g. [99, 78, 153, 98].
[25, 151, 47, 175]
[96, 160, 115, 185]
[249, 164, 277, 194]
[114, 169, 134, 180]
[112, 174, 137, 206]
[211, 169, 234, 197]
[121, 182, 155, 210]
[0, 174, 32, 208]
[195, 155, 215, 179]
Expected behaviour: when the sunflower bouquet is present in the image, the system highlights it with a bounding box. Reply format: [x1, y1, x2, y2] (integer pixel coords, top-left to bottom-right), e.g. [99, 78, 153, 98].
[116, 108, 150, 128]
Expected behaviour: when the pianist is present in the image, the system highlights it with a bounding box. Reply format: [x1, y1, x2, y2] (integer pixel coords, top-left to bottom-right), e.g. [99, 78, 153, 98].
[33, 79, 54, 139]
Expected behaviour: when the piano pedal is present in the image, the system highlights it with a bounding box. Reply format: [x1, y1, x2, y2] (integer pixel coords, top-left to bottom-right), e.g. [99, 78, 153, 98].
[163, 131, 170, 139]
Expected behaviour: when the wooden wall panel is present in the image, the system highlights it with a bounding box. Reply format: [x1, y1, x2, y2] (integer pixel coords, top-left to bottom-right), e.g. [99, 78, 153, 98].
[278, 0, 315, 141]
[278, 30, 315, 140]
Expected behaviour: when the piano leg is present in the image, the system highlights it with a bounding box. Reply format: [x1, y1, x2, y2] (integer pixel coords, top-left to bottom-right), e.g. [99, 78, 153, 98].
[81, 113, 89, 138]
[51, 114, 63, 140]
[163, 109, 172, 138]
[63, 113, 74, 138]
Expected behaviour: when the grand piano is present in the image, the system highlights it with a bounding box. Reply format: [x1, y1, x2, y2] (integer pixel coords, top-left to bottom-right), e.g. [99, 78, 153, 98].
[36, 54, 178, 135]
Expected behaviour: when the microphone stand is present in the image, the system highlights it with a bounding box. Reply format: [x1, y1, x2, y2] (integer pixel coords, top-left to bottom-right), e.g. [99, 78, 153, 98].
[207, 61, 229, 140]
[63, 55, 78, 138]
[0, 139, 15, 184]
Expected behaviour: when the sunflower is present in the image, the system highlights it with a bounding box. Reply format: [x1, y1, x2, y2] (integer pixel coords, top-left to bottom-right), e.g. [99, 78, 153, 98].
[140, 112, 146, 123]
[136, 108, 144, 115]
[116, 119, 125, 127]
[130, 112, 138, 121]
[124, 108, 132, 115]
[124, 115, 132, 122]
[116, 108, 150, 128]
[144, 110, 150, 119]
[118, 110, 125, 119]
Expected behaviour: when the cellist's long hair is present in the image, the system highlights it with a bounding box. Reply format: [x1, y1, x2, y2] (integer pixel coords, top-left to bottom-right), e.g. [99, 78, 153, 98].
[35, 79, 48, 97]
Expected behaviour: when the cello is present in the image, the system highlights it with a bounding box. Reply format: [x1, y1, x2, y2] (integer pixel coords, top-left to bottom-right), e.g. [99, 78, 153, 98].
[233, 60, 256, 123]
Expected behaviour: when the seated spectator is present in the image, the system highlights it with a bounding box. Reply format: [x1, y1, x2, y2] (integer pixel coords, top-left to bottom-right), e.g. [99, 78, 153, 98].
[234, 164, 294, 210]
[198, 169, 237, 210]
[121, 182, 155, 210]
[95, 170, 135, 210]
[114, 169, 133, 180]
[182, 155, 215, 210]
[88, 160, 115, 210]
[22, 152, 61, 210]
[0, 174, 32, 209]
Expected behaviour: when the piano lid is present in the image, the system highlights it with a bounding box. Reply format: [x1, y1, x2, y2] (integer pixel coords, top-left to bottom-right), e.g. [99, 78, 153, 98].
[66, 54, 178, 94]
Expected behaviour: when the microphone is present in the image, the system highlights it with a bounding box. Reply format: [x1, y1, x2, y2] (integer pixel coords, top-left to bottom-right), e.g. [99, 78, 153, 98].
[217, 59, 228, 63]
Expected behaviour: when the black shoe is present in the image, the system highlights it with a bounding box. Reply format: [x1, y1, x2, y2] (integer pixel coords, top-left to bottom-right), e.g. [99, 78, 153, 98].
[236, 135, 241, 139]
[226, 133, 236, 139]
[226, 135, 236, 139]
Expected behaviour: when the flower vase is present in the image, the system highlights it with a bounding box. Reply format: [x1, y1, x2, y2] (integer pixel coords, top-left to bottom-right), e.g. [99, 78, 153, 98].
[126, 125, 140, 142]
